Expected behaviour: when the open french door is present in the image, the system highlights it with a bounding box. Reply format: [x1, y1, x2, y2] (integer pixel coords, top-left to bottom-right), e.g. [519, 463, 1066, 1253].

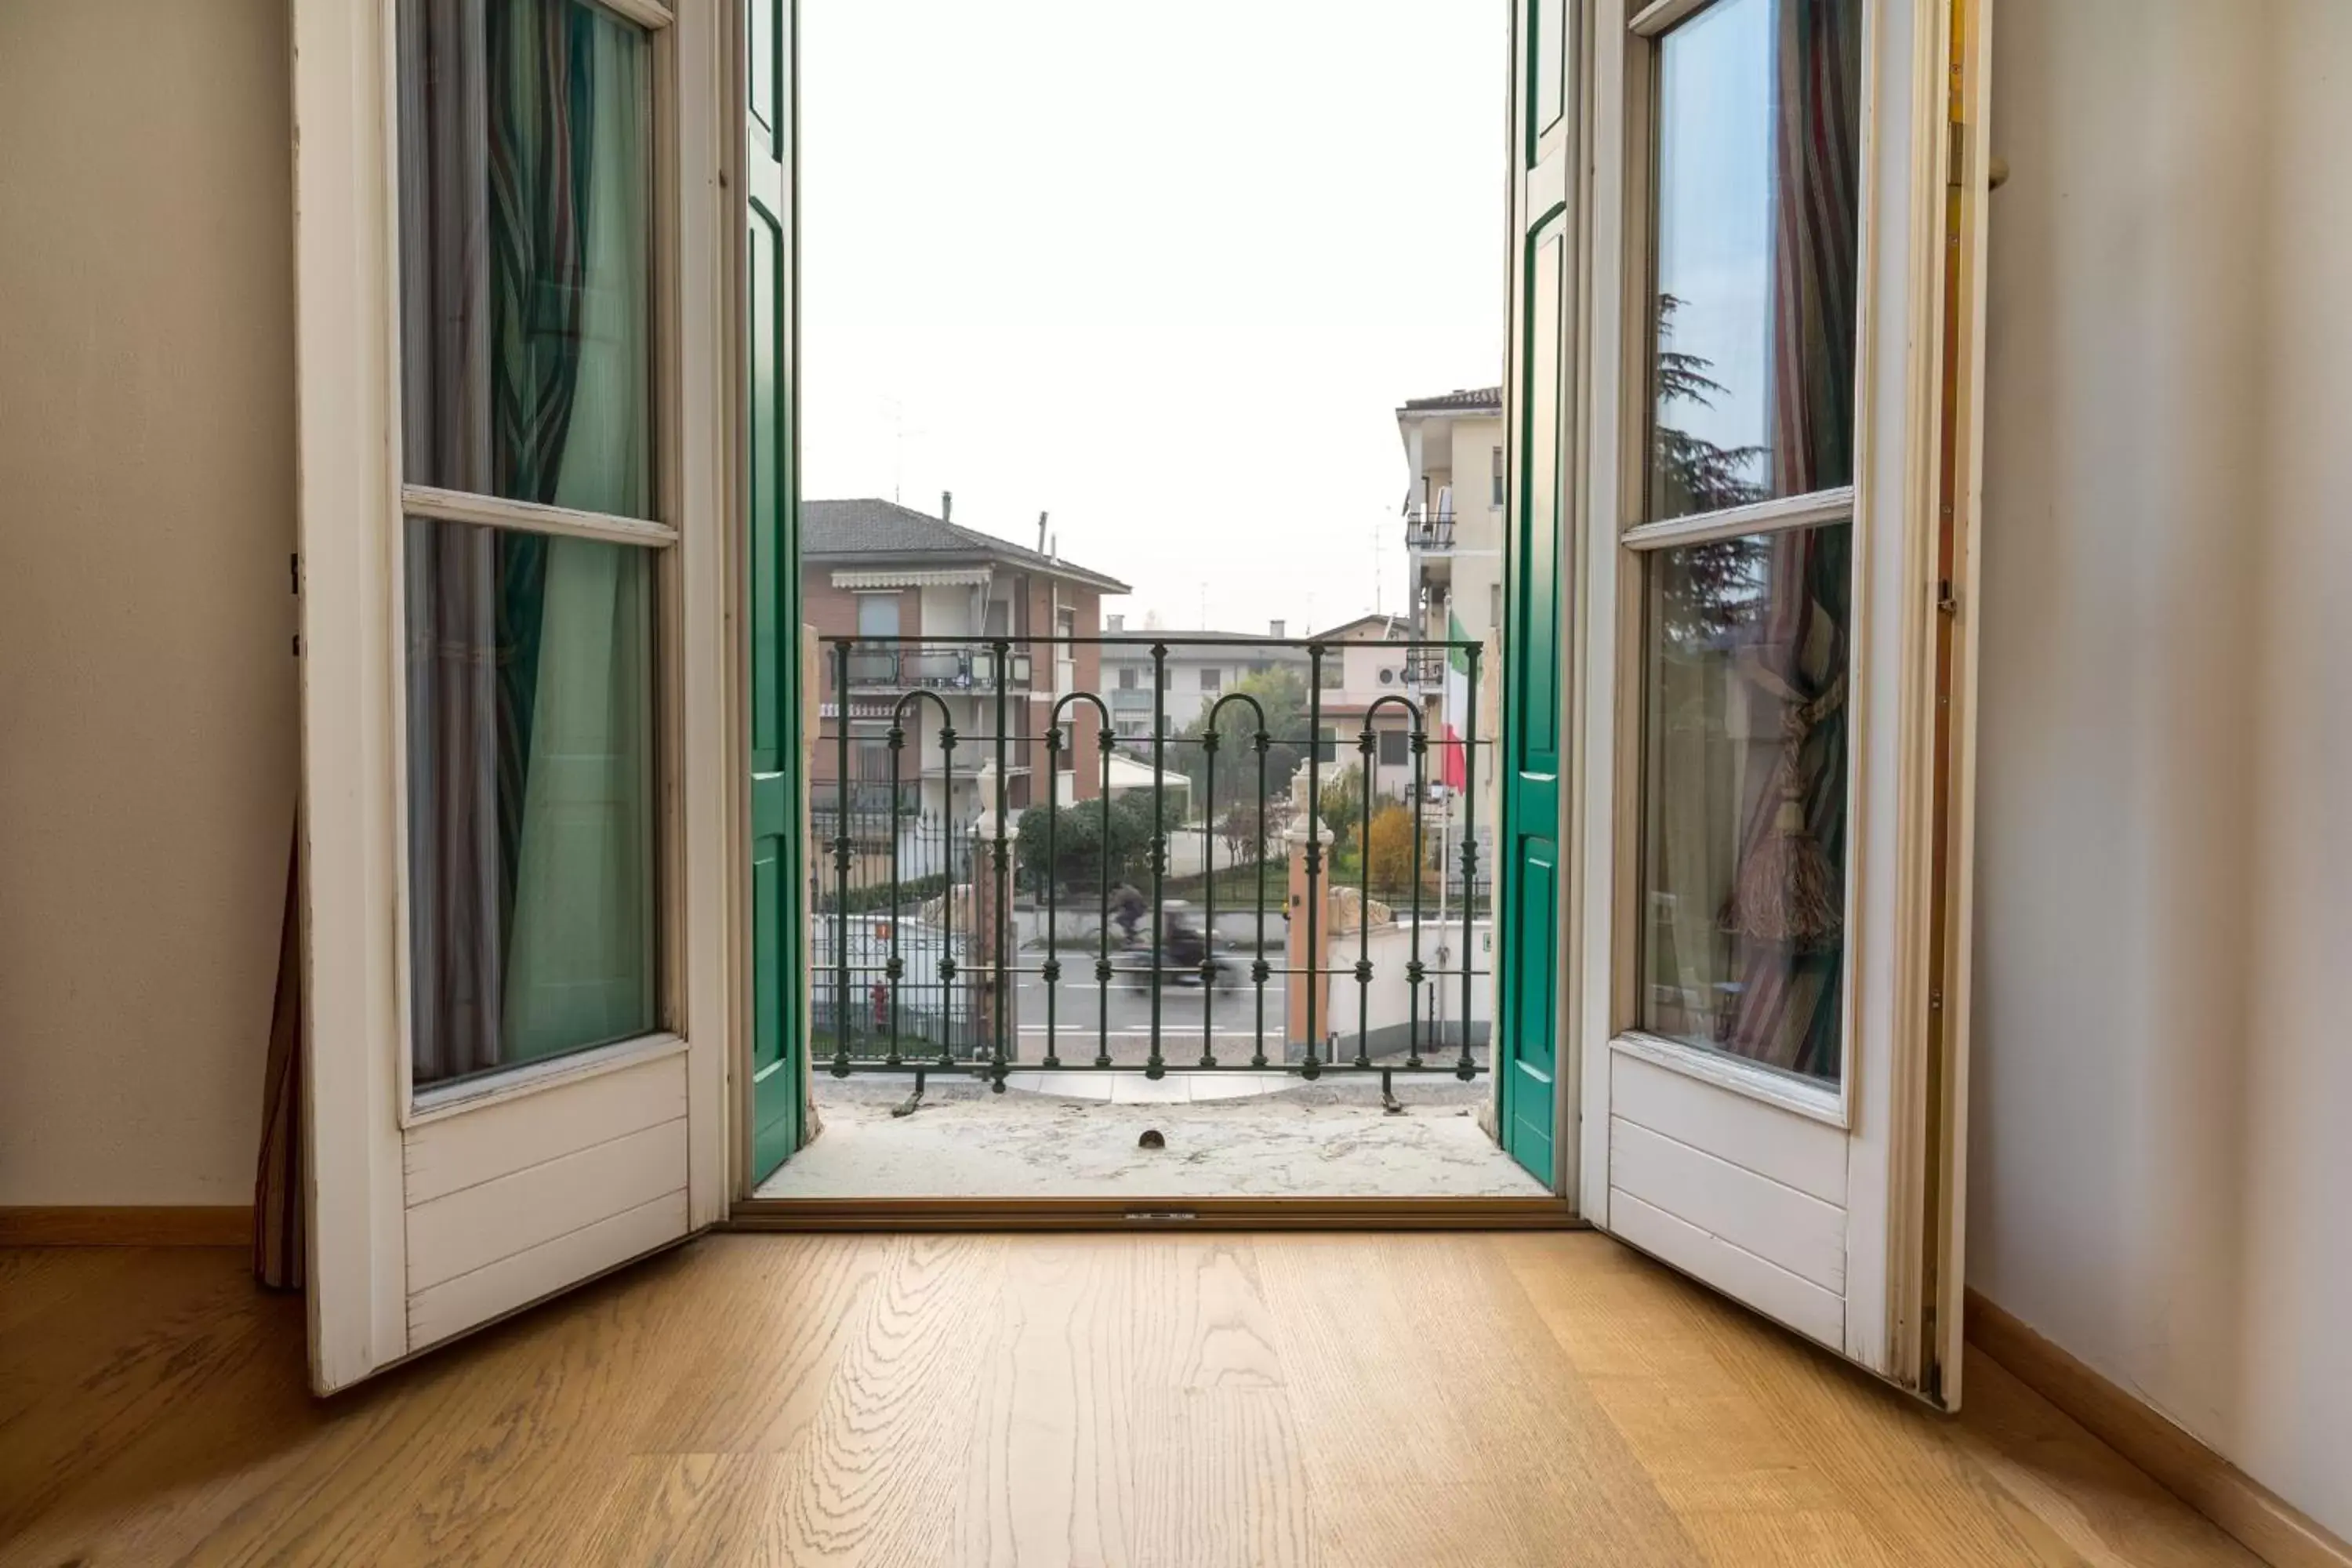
[1517, 0, 1990, 1401]
[292, 0, 741, 1393]
[744, 0, 802, 1187]
[1496, 0, 1580, 1189]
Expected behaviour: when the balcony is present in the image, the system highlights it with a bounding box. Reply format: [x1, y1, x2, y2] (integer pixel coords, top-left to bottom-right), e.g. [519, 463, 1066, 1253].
[839, 642, 1033, 693]
[766, 633, 1534, 1203]
[1403, 648, 1449, 691]
[1404, 503, 1457, 553]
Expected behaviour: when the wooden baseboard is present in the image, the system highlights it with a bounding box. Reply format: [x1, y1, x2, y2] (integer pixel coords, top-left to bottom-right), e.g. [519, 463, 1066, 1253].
[1965, 1288, 2350, 1568]
[0, 1205, 252, 1248]
[726, 1195, 1583, 1232]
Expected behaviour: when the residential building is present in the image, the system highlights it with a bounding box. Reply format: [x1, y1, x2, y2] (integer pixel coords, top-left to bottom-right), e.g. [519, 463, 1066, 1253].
[1097, 616, 1308, 739]
[802, 497, 1130, 822]
[1396, 384, 1504, 795]
[1304, 612, 1423, 801]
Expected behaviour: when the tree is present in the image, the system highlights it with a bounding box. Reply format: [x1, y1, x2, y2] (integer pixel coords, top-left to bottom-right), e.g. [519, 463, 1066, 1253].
[1175, 666, 1309, 821]
[1363, 802, 1419, 893]
[1651, 293, 1773, 644]
[1015, 791, 1161, 890]
[1214, 801, 1269, 866]
[1318, 762, 1366, 858]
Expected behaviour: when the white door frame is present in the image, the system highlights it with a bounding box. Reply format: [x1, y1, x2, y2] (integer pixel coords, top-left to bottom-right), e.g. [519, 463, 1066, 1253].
[292, 0, 739, 1393]
[1564, 0, 1985, 1395]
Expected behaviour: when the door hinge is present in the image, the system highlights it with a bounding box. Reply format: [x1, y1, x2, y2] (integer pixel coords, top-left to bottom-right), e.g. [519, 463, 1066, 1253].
[1947, 121, 1967, 189]
[1936, 579, 1959, 616]
[289, 552, 301, 597]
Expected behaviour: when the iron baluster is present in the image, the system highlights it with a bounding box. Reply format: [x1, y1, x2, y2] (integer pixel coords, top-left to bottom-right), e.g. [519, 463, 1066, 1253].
[1200, 720, 1221, 1069]
[1303, 644, 1323, 1080]
[990, 639, 1010, 1092]
[1252, 717, 1270, 1069]
[1096, 728, 1114, 1069]
[1458, 643, 1479, 1081]
[1356, 721, 1375, 1071]
[885, 728, 906, 1068]
[1146, 642, 1167, 1080]
[1407, 716, 1427, 1071]
[1042, 717, 1062, 1072]
[831, 642, 852, 1076]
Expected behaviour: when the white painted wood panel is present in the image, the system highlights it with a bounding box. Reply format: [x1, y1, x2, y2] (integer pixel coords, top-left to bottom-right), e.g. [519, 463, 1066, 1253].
[1610, 1051, 1849, 1205]
[405, 1117, 687, 1294]
[1609, 1189, 1845, 1348]
[402, 1053, 688, 1206]
[406, 1189, 688, 1347]
[1610, 1118, 1847, 1292]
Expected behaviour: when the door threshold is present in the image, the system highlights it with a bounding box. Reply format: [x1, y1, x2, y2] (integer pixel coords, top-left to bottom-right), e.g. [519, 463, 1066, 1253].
[724, 1195, 1583, 1232]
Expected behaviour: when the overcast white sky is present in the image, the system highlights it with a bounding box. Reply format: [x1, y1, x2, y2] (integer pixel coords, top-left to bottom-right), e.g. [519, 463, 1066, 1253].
[800, 0, 1507, 635]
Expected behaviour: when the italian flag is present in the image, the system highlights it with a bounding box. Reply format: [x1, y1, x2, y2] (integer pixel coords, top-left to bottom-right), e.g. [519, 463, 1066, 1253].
[1442, 608, 1470, 790]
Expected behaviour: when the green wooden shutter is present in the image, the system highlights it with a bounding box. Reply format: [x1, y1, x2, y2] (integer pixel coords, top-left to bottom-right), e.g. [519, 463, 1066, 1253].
[747, 0, 799, 1183]
[1497, 0, 1574, 1185]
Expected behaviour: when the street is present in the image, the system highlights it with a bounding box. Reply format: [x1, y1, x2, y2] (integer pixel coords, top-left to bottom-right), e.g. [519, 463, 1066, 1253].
[1009, 963, 1288, 1066]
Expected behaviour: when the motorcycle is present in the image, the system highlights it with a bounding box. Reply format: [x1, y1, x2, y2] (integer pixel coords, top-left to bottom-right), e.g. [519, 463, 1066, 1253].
[1110, 929, 1242, 991]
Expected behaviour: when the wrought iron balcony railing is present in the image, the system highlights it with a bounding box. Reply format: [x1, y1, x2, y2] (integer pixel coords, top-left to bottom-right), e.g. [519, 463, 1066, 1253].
[1404, 507, 1457, 550]
[1403, 648, 1450, 690]
[812, 634, 1493, 1109]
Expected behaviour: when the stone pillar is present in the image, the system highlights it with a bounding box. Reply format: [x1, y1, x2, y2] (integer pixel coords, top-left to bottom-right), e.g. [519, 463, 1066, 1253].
[970, 763, 1007, 1065]
[1283, 769, 1332, 1062]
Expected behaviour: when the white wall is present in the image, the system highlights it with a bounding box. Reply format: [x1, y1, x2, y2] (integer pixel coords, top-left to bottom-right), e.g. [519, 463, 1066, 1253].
[1970, 0, 2350, 1536]
[0, 0, 297, 1205]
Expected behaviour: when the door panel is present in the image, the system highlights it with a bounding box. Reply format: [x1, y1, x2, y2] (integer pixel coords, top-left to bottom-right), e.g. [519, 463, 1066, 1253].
[745, 0, 801, 1186]
[1504, 840, 1559, 1177]
[1563, 0, 1988, 1402]
[292, 0, 734, 1392]
[1497, 0, 1576, 1186]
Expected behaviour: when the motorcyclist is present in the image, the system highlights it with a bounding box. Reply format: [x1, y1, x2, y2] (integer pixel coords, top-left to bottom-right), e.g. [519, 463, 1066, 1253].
[1109, 883, 1147, 946]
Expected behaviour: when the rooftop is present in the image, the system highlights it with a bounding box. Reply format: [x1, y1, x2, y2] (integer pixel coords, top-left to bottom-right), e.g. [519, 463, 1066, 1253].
[1306, 612, 1410, 643]
[801, 497, 1131, 594]
[1398, 385, 1503, 415]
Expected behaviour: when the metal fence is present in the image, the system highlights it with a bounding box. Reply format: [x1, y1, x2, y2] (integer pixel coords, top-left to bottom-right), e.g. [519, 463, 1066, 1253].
[813, 634, 1491, 1102]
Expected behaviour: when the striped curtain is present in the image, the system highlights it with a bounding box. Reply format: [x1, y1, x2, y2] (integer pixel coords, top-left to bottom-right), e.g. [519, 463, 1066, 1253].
[401, 0, 593, 1085]
[1722, 0, 1860, 1079]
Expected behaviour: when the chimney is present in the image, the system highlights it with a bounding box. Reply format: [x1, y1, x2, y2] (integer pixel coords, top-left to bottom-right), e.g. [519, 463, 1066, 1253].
[1036, 510, 1049, 553]
[1107, 613, 1125, 633]
[1269, 619, 1287, 638]
[941, 490, 953, 522]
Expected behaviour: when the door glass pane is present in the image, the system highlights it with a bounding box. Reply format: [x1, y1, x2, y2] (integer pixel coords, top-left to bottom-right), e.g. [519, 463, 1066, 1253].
[405, 520, 659, 1089]
[397, 0, 655, 520]
[1639, 522, 1849, 1085]
[1647, 0, 1860, 522]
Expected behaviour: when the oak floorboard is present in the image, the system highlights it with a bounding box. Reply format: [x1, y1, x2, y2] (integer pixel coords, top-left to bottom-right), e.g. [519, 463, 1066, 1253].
[1494, 1232, 2260, 1568]
[0, 1233, 2264, 1568]
[761, 1234, 1007, 1566]
[954, 1236, 1315, 1568]
[1254, 1232, 1699, 1567]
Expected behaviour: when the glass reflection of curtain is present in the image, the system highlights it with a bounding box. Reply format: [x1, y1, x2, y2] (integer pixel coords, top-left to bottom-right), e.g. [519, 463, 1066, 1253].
[1731, 0, 1859, 1075]
[402, 0, 503, 1082]
[1721, 528, 1846, 1077]
[1766, 0, 1860, 496]
[401, 0, 650, 1082]
[502, 9, 652, 1060]
[1648, 529, 1848, 1082]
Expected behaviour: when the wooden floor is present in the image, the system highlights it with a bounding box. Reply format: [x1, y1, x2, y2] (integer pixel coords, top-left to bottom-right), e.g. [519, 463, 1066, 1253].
[0, 1234, 2259, 1567]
